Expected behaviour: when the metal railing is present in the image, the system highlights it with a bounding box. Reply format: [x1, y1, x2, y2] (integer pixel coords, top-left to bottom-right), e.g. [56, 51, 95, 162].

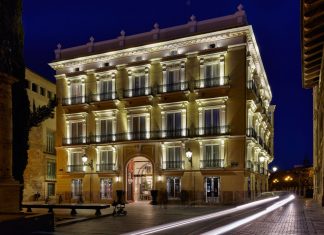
[92, 91, 117, 102]
[123, 87, 152, 98]
[195, 126, 230, 136]
[96, 163, 116, 172]
[195, 76, 230, 89]
[162, 160, 184, 170]
[67, 165, 84, 172]
[62, 137, 87, 145]
[200, 159, 224, 168]
[157, 81, 188, 93]
[62, 96, 87, 106]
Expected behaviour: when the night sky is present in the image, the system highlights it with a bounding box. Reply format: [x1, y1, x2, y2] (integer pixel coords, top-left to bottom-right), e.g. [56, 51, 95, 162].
[23, 0, 313, 170]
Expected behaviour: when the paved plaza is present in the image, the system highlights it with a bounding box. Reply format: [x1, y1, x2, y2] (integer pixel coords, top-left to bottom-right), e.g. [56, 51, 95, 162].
[24, 198, 324, 234]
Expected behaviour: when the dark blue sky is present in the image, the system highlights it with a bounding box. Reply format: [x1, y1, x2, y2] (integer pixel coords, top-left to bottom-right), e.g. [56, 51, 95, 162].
[23, 0, 313, 170]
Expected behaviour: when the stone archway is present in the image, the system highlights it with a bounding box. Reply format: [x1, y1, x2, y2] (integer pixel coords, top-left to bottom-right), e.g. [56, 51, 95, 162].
[125, 156, 153, 202]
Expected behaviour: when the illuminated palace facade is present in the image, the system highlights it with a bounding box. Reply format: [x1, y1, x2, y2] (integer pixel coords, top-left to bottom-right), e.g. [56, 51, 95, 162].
[50, 6, 274, 204]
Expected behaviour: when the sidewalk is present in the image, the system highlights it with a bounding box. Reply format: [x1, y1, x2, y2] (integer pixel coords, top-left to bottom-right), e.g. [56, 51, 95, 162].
[303, 198, 324, 234]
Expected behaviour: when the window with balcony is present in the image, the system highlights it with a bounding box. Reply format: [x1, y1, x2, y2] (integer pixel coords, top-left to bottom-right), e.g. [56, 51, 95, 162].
[69, 80, 84, 104]
[166, 112, 182, 137]
[68, 121, 86, 144]
[204, 63, 220, 86]
[68, 152, 84, 172]
[167, 177, 181, 198]
[200, 108, 227, 135]
[100, 80, 114, 100]
[130, 116, 147, 140]
[160, 62, 186, 93]
[164, 147, 182, 169]
[97, 150, 115, 172]
[167, 69, 181, 92]
[197, 56, 226, 89]
[71, 179, 82, 198]
[100, 178, 113, 199]
[133, 74, 148, 96]
[202, 145, 224, 168]
[99, 119, 113, 142]
[46, 160, 56, 180]
[125, 68, 150, 97]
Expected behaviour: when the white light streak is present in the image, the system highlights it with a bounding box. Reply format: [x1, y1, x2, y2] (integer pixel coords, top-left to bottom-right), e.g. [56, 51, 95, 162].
[202, 195, 295, 235]
[123, 196, 279, 235]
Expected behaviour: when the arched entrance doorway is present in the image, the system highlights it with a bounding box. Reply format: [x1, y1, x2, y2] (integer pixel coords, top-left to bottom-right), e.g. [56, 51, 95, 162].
[126, 156, 153, 202]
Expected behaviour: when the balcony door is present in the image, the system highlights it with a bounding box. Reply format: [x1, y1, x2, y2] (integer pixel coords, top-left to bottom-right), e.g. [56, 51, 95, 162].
[70, 81, 83, 104]
[167, 69, 180, 91]
[131, 116, 146, 139]
[100, 80, 113, 100]
[133, 74, 146, 96]
[166, 112, 181, 137]
[204, 63, 220, 87]
[204, 109, 220, 135]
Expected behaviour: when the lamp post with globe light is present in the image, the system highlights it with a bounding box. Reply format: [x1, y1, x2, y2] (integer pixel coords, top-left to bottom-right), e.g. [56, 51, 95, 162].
[82, 154, 93, 203]
[186, 148, 195, 204]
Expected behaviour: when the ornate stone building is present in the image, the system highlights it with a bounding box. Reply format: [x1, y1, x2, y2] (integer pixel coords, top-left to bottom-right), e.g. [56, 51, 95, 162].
[50, 6, 274, 204]
[301, 0, 324, 205]
[23, 68, 56, 201]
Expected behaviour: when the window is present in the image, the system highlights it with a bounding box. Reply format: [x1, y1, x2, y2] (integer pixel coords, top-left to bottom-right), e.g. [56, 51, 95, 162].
[47, 183, 55, 197]
[100, 178, 113, 199]
[204, 63, 220, 86]
[26, 80, 31, 89]
[40, 87, 45, 96]
[46, 130, 55, 154]
[166, 69, 180, 91]
[98, 150, 114, 171]
[100, 80, 113, 100]
[166, 147, 181, 169]
[203, 145, 223, 168]
[70, 80, 83, 104]
[205, 177, 219, 202]
[166, 112, 181, 137]
[68, 152, 83, 172]
[133, 74, 146, 96]
[71, 179, 82, 198]
[131, 116, 146, 139]
[32, 83, 38, 93]
[70, 122, 84, 143]
[46, 161, 56, 180]
[167, 177, 181, 198]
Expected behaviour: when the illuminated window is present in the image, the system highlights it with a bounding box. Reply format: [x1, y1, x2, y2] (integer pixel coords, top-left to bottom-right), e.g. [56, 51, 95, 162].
[204, 145, 223, 168]
[98, 150, 114, 171]
[71, 179, 82, 198]
[167, 177, 181, 198]
[165, 147, 181, 169]
[166, 112, 182, 137]
[100, 178, 113, 199]
[46, 161, 56, 180]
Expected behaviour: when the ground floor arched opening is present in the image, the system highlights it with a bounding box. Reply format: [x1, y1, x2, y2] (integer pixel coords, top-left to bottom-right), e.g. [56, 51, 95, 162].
[126, 156, 153, 202]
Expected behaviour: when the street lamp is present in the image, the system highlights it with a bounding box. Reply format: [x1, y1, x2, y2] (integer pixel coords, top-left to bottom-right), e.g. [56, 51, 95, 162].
[185, 148, 195, 204]
[185, 148, 192, 167]
[272, 166, 278, 172]
[82, 154, 93, 203]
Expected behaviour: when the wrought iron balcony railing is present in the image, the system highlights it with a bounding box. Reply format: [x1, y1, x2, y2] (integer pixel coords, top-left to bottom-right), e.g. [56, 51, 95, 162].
[200, 159, 224, 168]
[92, 91, 117, 102]
[62, 136, 87, 145]
[246, 128, 257, 139]
[157, 81, 188, 93]
[67, 165, 84, 172]
[153, 129, 189, 139]
[162, 160, 184, 170]
[195, 76, 230, 89]
[123, 87, 152, 98]
[194, 126, 230, 136]
[62, 96, 87, 106]
[96, 163, 116, 172]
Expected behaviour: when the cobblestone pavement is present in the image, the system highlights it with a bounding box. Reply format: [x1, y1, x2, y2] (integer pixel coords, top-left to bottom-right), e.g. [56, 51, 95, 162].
[30, 198, 324, 235]
[226, 198, 324, 235]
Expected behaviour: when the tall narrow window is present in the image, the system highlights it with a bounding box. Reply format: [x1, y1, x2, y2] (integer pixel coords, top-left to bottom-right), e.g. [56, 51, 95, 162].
[71, 179, 82, 198]
[166, 147, 181, 169]
[47, 183, 55, 197]
[46, 161, 56, 180]
[100, 178, 113, 199]
[100, 119, 113, 142]
[133, 74, 146, 96]
[166, 112, 181, 137]
[167, 69, 180, 91]
[71, 122, 84, 144]
[204, 63, 220, 87]
[100, 80, 113, 100]
[70, 81, 83, 104]
[204, 145, 222, 168]
[204, 109, 220, 134]
[167, 177, 181, 198]
[69, 152, 83, 172]
[132, 116, 146, 139]
[98, 150, 114, 171]
[46, 130, 55, 154]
